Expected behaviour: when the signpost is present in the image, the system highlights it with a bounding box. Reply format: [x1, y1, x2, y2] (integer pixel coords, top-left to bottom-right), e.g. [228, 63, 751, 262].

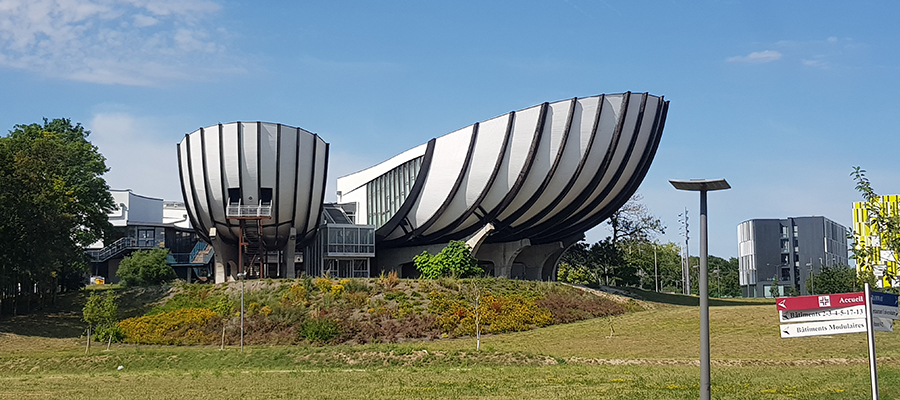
[776, 285, 898, 400]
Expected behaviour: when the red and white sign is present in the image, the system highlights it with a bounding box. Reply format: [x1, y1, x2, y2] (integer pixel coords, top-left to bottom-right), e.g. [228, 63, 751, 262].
[776, 292, 865, 311]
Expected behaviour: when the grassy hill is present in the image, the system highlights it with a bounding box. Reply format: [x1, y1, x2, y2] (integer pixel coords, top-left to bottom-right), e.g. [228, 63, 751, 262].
[2, 279, 900, 399]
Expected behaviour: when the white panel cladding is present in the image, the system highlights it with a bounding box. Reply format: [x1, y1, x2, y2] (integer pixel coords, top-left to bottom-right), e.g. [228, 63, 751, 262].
[259, 123, 278, 190]
[177, 143, 195, 226]
[203, 127, 226, 224]
[511, 98, 597, 227]
[340, 187, 369, 225]
[259, 123, 279, 243]
[178, 122, 328, 249]
[187, 132, 212, 231]
[423, 113, 509, 236]
[220, 124, 241, 196]
[534, 95, 615, 226]
[277, 126, 298, 226]
[569, 93, 633, 217]
[408, 125, 474, 229]
[478, 105, 542, 212]
[293, 131, 316, 233]
[349, 92, 666, 245]
[498, 99, 572, 222]
[306, 138, 327, 236]
[575, 93, 657, 223]
[239, 122, 259, 205]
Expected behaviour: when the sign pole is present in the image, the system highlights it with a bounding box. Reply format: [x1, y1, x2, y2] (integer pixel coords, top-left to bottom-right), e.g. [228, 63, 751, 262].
[864, 283, 879, 400]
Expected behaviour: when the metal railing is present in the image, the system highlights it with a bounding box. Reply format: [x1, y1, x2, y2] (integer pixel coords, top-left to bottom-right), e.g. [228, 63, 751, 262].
[86, 236, 158, 262]
[226, 205, 272, 218]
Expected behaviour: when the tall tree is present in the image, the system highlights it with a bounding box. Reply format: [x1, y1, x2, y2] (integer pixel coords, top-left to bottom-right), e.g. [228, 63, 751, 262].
[0, 118, 114, 313]
[606, 193, 666, 245]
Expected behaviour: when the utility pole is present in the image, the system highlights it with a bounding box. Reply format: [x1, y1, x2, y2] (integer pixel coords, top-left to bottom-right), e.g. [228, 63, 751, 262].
[679, 209, 690, 295]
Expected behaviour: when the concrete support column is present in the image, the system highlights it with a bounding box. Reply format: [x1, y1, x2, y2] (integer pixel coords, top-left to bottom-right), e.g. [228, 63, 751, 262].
[514, 242, 563, 280]
[284, 228, 297, 279]
[474, 239, 530, 278]
[209, 228, 238, 284]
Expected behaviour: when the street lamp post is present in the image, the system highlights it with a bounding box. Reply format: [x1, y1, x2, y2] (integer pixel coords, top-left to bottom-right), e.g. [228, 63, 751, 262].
[670, 178, 730, 400]
[237, 272, 246, 352]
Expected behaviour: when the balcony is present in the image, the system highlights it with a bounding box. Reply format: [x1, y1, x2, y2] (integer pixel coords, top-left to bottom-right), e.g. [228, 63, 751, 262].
[226, 205, 272, 219]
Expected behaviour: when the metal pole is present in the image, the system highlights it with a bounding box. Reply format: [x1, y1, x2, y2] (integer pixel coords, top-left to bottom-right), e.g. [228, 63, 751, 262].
[654, 245, 659, 293]
[240, 274, 244, 353]
[699, 189, 710, 400]
[864, 282, 879, 400]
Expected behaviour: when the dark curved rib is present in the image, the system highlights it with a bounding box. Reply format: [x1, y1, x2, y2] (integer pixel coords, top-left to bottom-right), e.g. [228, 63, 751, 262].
[198, 127, 220, 234]
[520, 92, 632, 242]
[178, 141, 206, 242]
[273, 124, 282, 248]
[479, 102, 549, 228]
[415, 112, 515, 243]
[219, 123, 236, 241]
[507, 95, 606, 239]
[547, 97, 668, 242]
[312, 140, 330, 244]
[405, 123, 480, 244]
[536, 94, 665, 242]
[376, 139, 436, 245]
[490, 97, 578, 241]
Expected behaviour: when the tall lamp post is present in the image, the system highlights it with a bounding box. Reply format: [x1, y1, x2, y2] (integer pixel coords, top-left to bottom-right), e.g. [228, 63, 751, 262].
[236, 272, 246, 352]
[670, 178, 730, 400]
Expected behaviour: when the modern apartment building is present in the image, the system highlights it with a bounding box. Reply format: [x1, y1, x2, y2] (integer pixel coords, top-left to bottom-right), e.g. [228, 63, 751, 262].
[737, 216, 849, 297]
[853, 194, 900, 287]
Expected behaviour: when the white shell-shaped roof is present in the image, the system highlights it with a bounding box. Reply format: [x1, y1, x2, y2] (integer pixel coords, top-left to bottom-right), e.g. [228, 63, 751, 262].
[177, 122, 328, 247]
[344, 92, 667, 246]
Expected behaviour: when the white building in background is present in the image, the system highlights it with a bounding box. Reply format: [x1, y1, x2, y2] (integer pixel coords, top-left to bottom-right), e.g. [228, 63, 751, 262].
[87, 189, 212, 283]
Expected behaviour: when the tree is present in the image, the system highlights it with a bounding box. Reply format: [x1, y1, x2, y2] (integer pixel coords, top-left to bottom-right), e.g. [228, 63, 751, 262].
[82, 290, 118, 353]
[769, 275, 780, 298]
[116, 248, 176, 286]
[414, 241, 482, 279]
[850, 166, 900, 285]
[806, 264, 857, 294]
[606, 193, 665, 245]
[0, 118, 114, 315]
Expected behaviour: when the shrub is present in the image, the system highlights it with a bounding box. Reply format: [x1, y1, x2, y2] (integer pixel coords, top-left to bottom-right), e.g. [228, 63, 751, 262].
[299, 317, 341, 343]
[536, 292, 627, 324]
[151, 285, 233, 315]
[118, 308, 220, 345]
[116, 248, 176, 287]
[315, 277, 333, 293]
[414, 241, 482, 279]
[281, 283, 308, 307]
[377, 270, 400, 290]
[343, 279, 371, 294]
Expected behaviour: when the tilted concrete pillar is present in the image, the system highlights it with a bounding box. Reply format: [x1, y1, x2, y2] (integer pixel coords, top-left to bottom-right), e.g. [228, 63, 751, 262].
[284, 228, 297, 279]
[209, 227, 238, 284]
[474, 239, 531, 278]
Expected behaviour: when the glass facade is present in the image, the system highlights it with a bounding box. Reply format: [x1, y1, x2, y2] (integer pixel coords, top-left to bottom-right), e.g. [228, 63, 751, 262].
[366, 156, 423, 228]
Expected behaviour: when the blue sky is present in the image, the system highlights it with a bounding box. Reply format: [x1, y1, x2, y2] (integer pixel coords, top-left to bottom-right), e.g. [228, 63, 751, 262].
[1, 0, 897, 259]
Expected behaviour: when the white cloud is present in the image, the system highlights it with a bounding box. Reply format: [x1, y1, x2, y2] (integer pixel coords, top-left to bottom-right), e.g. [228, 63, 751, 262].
[88, 112, 183, 200]
[726, 50, 783, 64]
[0, 0, 240, 86]
[801, 59, 829, 69]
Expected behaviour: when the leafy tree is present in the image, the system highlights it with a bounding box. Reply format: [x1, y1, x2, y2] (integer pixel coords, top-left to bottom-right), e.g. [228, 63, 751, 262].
[606, 193, 665, 245]
[0, 118, 114, 314]
[687, 255, 741, 297]
[769, 275, 780, 298]
[850, 166, 900, 285]
[82, 290, 118, 353]
[806, 264, 857, 294]
[116, 248, 176, 286]
[414, 241, 482, 279]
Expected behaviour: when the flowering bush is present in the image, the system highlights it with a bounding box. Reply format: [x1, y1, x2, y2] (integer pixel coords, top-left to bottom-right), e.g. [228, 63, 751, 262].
[118, 308, 220, 345]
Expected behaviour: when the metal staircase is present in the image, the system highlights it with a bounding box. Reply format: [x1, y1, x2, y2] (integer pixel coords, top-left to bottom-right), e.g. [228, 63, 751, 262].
[86, 236, 157, 262]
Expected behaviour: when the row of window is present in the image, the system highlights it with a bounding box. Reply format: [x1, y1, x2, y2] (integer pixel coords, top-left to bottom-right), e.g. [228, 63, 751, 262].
[366, 157, 423, 228]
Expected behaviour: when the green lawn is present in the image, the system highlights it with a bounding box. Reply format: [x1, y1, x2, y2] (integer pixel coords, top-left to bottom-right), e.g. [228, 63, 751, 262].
[2, 289, 900, 399]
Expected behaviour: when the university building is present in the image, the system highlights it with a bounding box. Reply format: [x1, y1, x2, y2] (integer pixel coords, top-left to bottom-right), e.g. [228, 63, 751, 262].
[171, 92, 669, 283]
[737, 216, 849, 297]
[853, 194, 900, 287]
